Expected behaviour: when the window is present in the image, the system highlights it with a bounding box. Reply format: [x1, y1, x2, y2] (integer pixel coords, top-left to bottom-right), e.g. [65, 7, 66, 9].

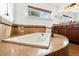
[27, 5, 51, 19]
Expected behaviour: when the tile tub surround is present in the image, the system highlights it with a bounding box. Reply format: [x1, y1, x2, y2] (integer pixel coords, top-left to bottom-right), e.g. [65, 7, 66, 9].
[10, 22, 53, 37]
[0, 16, 13, 39]
[2, 33, 51, 49]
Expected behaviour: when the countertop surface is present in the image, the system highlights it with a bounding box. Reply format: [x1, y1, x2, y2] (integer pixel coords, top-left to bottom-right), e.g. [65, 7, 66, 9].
[0, 34, 69, 56]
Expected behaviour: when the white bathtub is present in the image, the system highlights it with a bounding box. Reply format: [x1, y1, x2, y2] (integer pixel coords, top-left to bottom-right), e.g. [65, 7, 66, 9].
[2, 33, 51, 49]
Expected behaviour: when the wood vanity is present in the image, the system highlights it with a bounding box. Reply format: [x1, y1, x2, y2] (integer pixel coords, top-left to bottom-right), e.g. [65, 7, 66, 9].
[53, 22, 79, 43]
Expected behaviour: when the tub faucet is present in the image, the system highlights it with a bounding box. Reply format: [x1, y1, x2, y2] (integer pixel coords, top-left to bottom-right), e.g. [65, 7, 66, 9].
[45, 26, 53, 37]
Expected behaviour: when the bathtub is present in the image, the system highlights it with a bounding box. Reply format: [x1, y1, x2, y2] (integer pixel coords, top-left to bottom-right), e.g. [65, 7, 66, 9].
[2, 33, 51, 49]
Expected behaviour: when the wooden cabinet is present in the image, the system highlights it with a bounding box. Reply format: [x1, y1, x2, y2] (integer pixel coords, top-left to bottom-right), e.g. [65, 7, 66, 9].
[75, 28, 79, 42]
[53, 25, 66, 36]
[66, 29, 76, 41]
[53, 23, 79, 43]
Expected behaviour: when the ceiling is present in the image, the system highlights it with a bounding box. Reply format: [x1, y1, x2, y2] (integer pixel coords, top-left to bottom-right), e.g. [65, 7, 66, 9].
[51, 3, 70, 8]
[52, 3, 79, 13]
[52, 3, 71, 12]
[29, 3, 71, 12]
[30, 3, 79, 13]
[33, 3, 70, 9]
[73, 8, 79, 13]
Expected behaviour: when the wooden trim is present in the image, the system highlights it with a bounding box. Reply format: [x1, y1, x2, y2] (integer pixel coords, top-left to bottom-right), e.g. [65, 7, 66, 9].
[12, 24, 46, 28]
[28, 5, 52, 13]
[12, 24, 53, 29]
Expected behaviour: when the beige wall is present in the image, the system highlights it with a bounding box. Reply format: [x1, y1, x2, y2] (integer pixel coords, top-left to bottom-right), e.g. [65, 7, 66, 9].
[13, 3, 58, 24]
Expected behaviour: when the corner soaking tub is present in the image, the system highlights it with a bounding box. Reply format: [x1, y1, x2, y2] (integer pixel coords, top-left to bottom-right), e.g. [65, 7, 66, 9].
[2, 33, 51, 49]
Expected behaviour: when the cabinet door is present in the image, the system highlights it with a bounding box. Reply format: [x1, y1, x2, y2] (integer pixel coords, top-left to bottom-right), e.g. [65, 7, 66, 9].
[75, 28, 79, 42]
[53, 26, 58, 34]
[53, 26, 66, 36]
[58, 29, 66, 36]
[66, 28, 76, 41]
[66, 24, 72, 38]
